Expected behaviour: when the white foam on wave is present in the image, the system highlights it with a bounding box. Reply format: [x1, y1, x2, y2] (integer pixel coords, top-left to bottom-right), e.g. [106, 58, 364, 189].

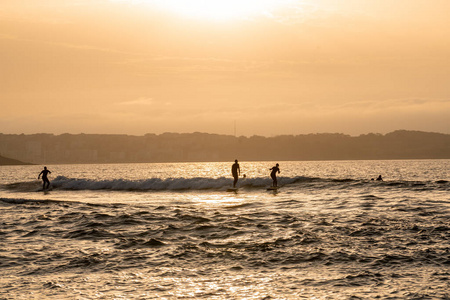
[50, 175, 320, 191]
[1, 175, 337, 192]
[51, 176, 265, 191]
[6, 175, 443, 192]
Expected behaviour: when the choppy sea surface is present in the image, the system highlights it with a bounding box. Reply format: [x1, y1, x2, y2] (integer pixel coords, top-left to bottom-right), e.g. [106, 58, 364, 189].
[1, 160, 449, 299]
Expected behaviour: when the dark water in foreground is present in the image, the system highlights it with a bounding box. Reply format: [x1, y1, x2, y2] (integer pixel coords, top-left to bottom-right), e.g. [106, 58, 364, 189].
[1, 160, 449, 299]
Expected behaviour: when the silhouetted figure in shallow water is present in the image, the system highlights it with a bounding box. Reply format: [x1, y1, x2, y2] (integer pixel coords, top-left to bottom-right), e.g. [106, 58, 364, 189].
[231, 159, 240, 188]
[376, 175, 383, 181]
[269, 163, 280, 187]
[38, 166, 52, 190]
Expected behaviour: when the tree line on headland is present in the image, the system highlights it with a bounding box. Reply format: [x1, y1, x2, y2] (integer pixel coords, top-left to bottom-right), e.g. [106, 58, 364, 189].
[0, 130, 449, 165]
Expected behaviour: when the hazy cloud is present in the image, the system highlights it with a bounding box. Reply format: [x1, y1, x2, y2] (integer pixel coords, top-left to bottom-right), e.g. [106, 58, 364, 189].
[1, 0, 449, 136]
[116, 97, 154, 106]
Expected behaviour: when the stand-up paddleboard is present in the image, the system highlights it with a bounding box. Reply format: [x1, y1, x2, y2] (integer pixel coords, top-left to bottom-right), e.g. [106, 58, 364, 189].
[266, 186, 279, 191]
[37, 187, 52, 192]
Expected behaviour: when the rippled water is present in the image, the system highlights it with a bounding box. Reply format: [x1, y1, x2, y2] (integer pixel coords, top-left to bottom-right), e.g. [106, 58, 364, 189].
[1, 160, 449, 299]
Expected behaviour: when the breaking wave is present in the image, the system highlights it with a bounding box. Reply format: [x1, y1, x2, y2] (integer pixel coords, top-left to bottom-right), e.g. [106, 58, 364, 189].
[3, 175, 449, 192]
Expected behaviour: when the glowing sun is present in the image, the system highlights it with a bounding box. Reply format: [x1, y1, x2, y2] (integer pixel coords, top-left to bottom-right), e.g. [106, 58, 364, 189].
[149, 0, 294, 20]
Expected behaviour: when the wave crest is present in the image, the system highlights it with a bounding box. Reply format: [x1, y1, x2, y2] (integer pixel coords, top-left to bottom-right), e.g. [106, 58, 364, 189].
[2, 175, 448, 192]
[50, 176, 305, 191]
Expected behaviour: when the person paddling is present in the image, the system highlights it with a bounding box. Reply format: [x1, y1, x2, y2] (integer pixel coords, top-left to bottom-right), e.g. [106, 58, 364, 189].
[38, 166, 52, 190]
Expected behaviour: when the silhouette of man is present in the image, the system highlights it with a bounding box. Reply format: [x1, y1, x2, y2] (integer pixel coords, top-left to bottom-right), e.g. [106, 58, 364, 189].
[38, 166, 52, 190]
[376, 175, 383, 181]
[270, 163, 280, 187]
[231, 159, 240, 188]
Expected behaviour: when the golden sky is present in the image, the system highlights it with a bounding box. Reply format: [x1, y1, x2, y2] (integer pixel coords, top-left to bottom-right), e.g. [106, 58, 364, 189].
[1, 0, 449, 136]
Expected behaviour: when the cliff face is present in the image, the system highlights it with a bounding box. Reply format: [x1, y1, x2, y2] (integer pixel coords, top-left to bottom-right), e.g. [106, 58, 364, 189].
[0, 130, 449, 164]
[0, 155, 32, 165]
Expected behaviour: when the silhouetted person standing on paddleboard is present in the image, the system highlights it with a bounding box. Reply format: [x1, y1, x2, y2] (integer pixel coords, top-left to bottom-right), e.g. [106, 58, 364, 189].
[231, 159, 240, 188]
[269, 163, 280, 187]
[38, 166, 52, 190]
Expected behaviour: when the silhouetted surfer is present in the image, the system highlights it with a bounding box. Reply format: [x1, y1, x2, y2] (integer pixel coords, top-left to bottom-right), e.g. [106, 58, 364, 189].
[38, 166, 52, 190]
[376, 175, 383, 181]
[269, 163, 280, 187]
[231, 159, 240, 188]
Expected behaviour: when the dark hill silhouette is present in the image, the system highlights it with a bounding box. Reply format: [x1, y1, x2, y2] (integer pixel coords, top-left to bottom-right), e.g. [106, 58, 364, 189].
[0, 154, 32, 165]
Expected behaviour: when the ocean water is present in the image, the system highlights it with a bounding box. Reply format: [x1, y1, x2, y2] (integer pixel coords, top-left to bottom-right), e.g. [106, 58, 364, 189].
[0, 160, 449, 299]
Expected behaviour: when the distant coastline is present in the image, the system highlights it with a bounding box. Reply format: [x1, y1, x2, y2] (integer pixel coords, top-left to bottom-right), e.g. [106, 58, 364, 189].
[0, 130, 449, 164]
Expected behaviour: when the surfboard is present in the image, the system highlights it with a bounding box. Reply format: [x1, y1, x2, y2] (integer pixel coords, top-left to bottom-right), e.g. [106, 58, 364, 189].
[227, 188, 238, 192]
[266, 186, 279, 191]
